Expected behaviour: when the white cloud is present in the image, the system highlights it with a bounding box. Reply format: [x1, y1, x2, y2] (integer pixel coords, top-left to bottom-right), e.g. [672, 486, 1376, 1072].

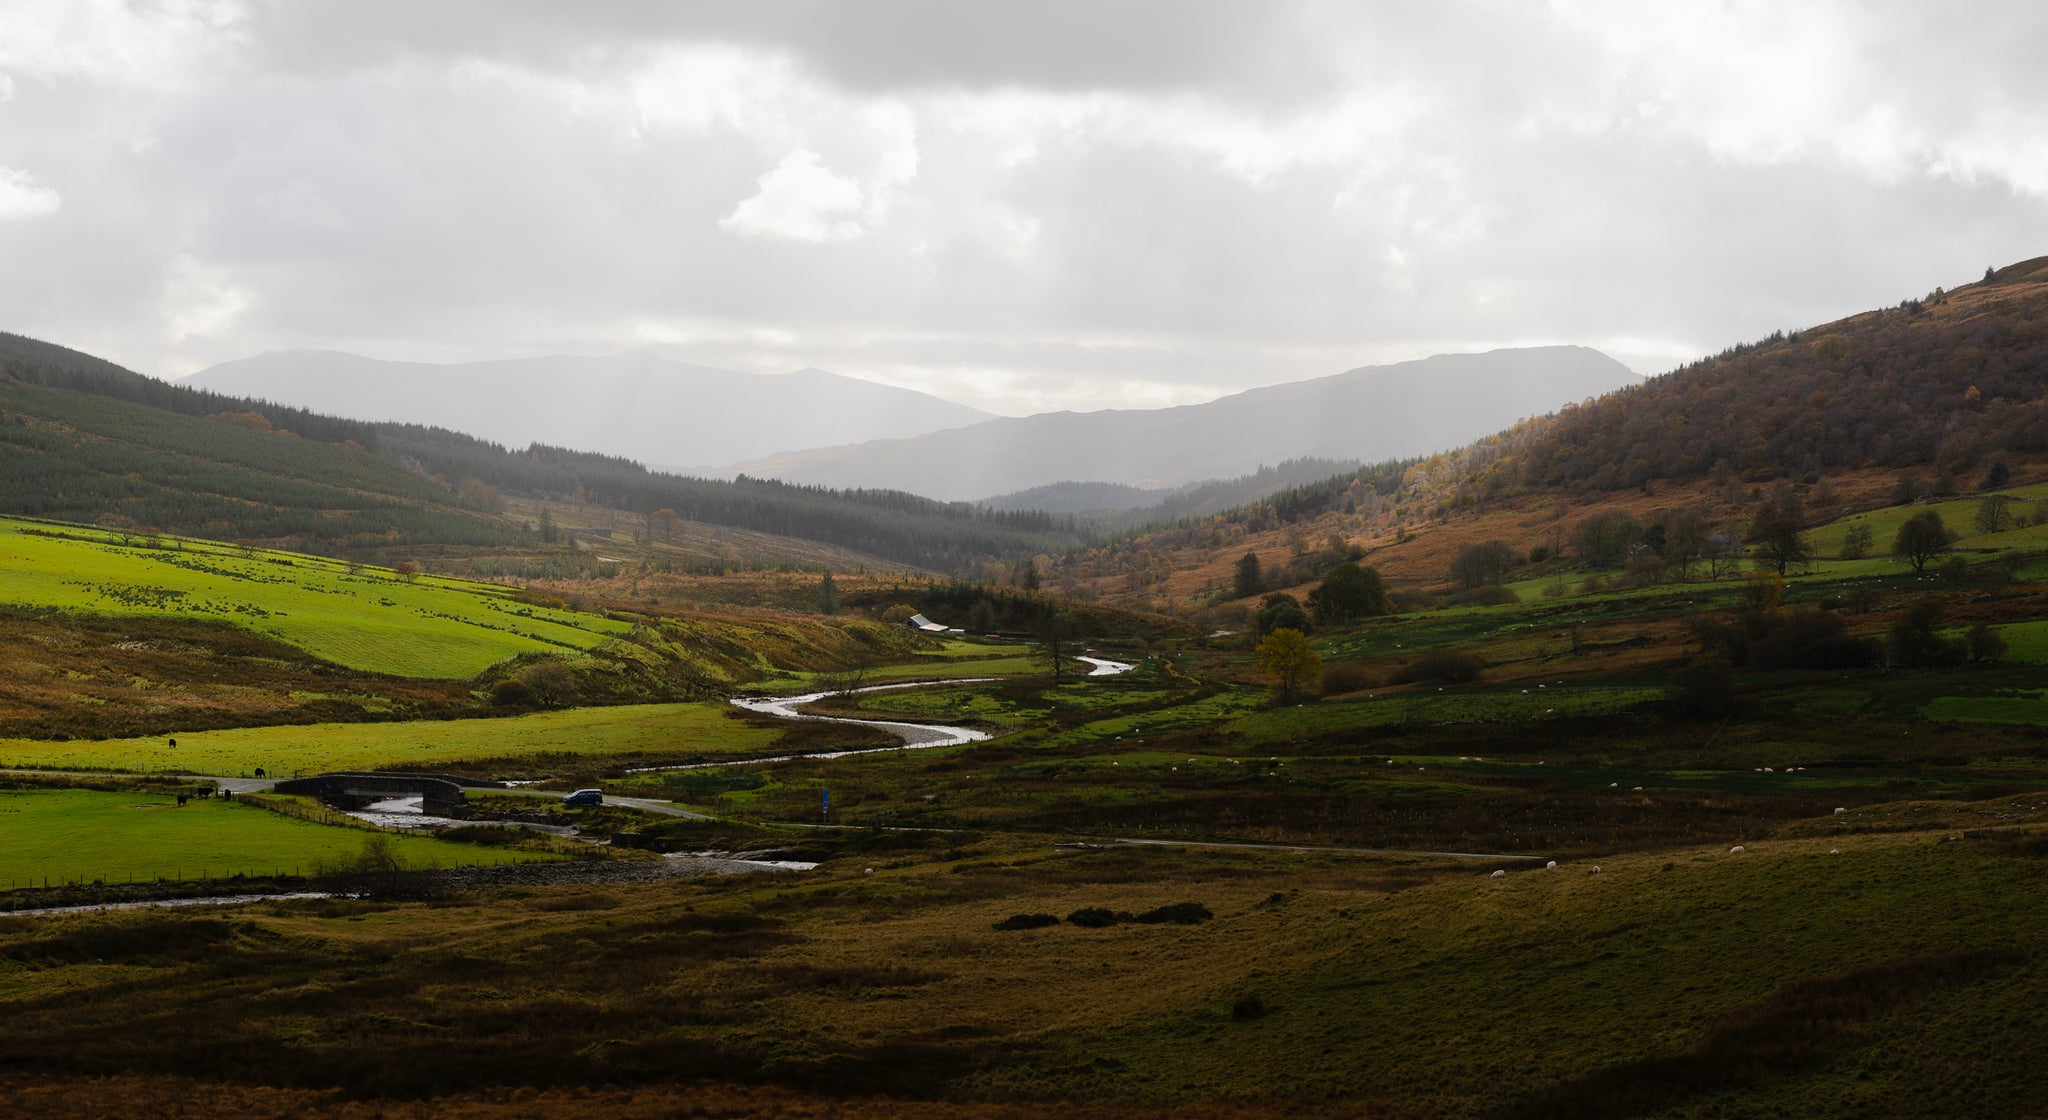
[164, 256, 253, 341]
[0, 168, 60, 219]
[0, 72, 14, 101]
[0, 0, 248, 90]
[721, 149, 869, 241]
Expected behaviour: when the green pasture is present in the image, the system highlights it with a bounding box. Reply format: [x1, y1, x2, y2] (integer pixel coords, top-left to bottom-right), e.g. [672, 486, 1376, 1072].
[0, 701, 776, 777]
[740, 638, 1051, 692]
[853, 677, 1174, 724]
[0, 518, 628, 677]
[1228, 681, 1662, 743]
[0, 788, 554, 888]
[1808, 484, 2048, 555]
[1988, 619, 2048, 664]
[1923, 692, 2048, 725]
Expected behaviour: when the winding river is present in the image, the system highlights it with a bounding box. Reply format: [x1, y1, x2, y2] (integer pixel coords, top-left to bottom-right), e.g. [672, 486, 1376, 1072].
[627, 653, 1135, 773]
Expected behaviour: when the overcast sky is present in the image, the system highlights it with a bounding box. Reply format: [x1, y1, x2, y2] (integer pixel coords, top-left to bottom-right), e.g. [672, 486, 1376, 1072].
[3, 1, 2045, 416]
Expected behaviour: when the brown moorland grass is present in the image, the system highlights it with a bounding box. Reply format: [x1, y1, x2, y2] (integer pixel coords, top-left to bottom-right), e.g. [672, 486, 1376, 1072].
[1, 810, 2046, 1116]
[0, 1077, 1354, 1119]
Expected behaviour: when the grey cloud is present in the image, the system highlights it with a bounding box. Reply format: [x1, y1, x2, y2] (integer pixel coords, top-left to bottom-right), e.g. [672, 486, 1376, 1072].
[243, 0, 1329, 99]
[3, 1, 2046, 410]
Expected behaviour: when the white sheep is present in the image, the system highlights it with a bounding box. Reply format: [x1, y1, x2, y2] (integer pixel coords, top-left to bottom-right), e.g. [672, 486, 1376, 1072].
[1545, 860, 1557, 870]
[1730, 845, 1746, 854]
[1633, 786, 1644, 792]
[1834, 807, 1847, 815]
[1490, 869, 1506, 878]
[1589, 866, 1602, 874]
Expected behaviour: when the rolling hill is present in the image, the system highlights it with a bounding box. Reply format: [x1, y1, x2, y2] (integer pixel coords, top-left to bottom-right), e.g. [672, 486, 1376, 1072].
[185, 350, 993, 472]
[1060, 257, 2048, 608]
[732, 345, 1640, 500]
[0, 332, 1084, 571]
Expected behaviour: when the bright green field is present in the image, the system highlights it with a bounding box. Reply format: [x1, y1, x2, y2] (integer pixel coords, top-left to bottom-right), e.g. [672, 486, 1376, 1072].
[0, 788, 555, 886]
[741, 638, 1053, 692]
[1989, 619, 2048, 664]
[0, 702, 778, 777]
[1809, 484, 2048, 556]
[1922, 692, 2048, 725]
[0, 518, 629, 677]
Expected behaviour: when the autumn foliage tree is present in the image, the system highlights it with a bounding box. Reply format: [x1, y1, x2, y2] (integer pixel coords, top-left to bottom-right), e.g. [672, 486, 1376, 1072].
[1257, 628, 1320, 702]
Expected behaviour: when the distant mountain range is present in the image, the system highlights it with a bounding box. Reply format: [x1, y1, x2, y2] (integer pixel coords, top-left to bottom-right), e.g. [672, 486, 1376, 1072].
[733, 346, 1640, 501]
[183, 351, 993, 472]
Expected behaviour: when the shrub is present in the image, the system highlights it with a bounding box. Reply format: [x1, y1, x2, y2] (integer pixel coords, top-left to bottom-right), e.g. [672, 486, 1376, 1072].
[1320, 660, 1376, 697]
[1231, 993, 1267, 1021]
[992, 913, 1060, 931]
[1134, 902, 1212, 925]
[1390, 650, 1484, 685]
[1446, 584, 1520, 607]
[1889, 598, 1965, 668]
[437, 825, 527, 847]
[1967, 624, 2009, 663]
[488, 678, 535, 707]
[1066, 907, 1119, 929]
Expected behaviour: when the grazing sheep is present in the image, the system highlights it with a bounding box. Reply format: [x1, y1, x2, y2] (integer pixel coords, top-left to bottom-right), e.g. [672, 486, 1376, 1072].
[1589, 866, 1602, 874]
[863, 867, 875, 875]
[1609, 782, 1619, 788]
[1835, 807, 1847, 815]
[1730, 845, 1746, 854]
[1545, 860, 1557, 870]
[1633, 786, 1644, 792]
[1490, 870, 1506, 878]
[1830, 849, 1841, 854]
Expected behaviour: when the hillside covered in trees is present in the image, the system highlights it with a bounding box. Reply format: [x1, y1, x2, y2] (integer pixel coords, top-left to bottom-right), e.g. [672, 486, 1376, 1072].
[0, 333, 1086, 570]
[1056, 257, 2048, 609]
[1455, 256, 2048, 507]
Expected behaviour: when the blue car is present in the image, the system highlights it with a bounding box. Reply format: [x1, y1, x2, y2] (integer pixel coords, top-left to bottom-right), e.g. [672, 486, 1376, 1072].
[563, 788, 603, 807]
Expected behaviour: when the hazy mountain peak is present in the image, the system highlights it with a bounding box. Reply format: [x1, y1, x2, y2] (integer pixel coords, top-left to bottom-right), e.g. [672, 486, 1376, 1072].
[732, 346, 1640, 501]
[184, 351, 993, 471]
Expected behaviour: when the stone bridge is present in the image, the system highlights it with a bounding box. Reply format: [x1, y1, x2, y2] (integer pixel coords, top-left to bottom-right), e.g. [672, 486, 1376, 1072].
[271, 772, 496, 818]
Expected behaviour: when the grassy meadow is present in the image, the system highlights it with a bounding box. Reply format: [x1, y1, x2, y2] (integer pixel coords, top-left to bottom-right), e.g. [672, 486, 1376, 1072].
[0, 700, 783, 778]
[4, 801, 2048, 1116]
[0, 518, 630, 677]
[0, 788, 554, 888]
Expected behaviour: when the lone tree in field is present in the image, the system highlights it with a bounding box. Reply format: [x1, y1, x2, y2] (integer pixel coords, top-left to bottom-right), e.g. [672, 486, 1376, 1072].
[1307, 562, 1390, 624]
[1975, 494, 2013, 534]
[1232, 551, 1264, 599]
[1839, 523, 1874, 560]
[1891, 510, 1957, 573]
[1747, 489, 1812, 576]
[1257, 628, 1320, 703]
[1040, 609, 1076, 678]
[816, 570, 839, 615]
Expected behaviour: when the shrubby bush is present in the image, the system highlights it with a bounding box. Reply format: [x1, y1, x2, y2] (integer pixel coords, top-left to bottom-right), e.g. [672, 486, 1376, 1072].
[1320, 660, 1376, 697]
[1390, 650, 1484, 685]
[1134, 902, 1213, 925]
